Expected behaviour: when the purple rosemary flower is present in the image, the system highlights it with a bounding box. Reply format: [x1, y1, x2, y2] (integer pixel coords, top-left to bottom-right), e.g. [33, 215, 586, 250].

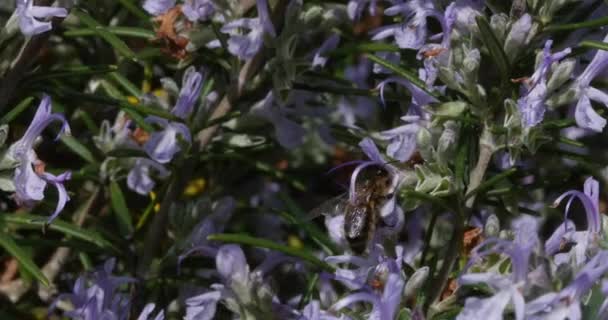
[250, 91, 305, 150]
[220, 0, 276, 60]
[127, 157, 170, 195]
[143, 67, 202, 163]
[544, 177, 602, 266]
[377, 76, 438, 111]
[325, 244, 404, 290]
[182, 0, 216, 22]
[143, 0, 175, 15]
[184, 291, 221, 320]
[331, 271, 404, 320]
[52, 259, 137, 320]
[299, 300, 342, 320]
[347, 0, 378, 21]
[312, 34, 340, 68]
[137, 303, 165, 320]
[178, 197, 235, 268]
[372, 0, 440, 49]
[573, 33, 608, 132]
[526, 251, 608, 319]
[185, 244, 291, 319]
[16, 0, 68, 36]
[378, 115, 420, 162]
[517, 40, 571, 128]
[458, 216, 541, 320]
[143, 119, 191, 163]
[7, 94, 71, 223]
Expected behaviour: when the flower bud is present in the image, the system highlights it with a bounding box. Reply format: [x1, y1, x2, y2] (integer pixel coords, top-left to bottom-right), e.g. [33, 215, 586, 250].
[404, 267, 430, 300]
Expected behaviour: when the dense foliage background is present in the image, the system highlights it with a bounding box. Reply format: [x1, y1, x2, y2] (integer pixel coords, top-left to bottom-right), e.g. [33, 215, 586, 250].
[3, 0, 608, 319]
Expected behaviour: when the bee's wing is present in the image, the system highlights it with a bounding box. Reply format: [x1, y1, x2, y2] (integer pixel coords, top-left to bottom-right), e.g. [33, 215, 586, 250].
[307, 193, 349, 220]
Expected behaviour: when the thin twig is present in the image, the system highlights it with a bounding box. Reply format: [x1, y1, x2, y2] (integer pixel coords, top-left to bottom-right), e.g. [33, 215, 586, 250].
[464, 125, 495, 208]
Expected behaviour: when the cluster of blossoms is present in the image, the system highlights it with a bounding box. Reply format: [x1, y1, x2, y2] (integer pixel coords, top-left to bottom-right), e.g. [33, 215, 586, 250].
[4, 0, 608, 319]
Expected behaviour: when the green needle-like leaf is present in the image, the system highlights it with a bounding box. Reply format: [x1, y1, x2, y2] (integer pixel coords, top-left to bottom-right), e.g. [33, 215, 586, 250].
[476, 16, 510, 80]
[109, 181, 134, 236]
[71, 9, 137, 61]
[0, 214, 117, 253]
[64, 27, 154, 39]
[60, 135, 98, 164]
[0, 232, 49, 286]
[208, 233, 335, 272]
[0, 96, 34, 125]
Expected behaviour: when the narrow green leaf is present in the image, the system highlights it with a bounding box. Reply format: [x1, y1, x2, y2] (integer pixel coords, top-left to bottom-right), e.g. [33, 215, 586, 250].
[106, 148, 148, 158]
[465, 168, 518, 200]
[0, 214, 117, 252]
[24, 65, 118, 83]
[331, 42, 400, 56]
[579, 40, 608, 52]
[475, 16, 510, 79]
[71, 9, 137, 61]
[108, 72, 142, 98]
[60, 135, 98, 164]
[545, 16, 608, 32]
[278, 192, 339, 255]
[64, 27, 154, 39]
[365, 53, 440, 99]
[109, 181, 134, 235]
[0, 232, 49, 286]
[208, 233, 335, 272]
[0, 97, 34, 124]
[116, 0, 151, 22]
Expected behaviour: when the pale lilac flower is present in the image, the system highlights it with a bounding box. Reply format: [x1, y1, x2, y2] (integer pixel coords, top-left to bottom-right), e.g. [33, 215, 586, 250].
[220, 0, 275, 60]
[526, 251, 608, 320]
[544, 177, 602, 266]
[182, 0, 216, 22]
[378, 115, 420, 162]
[573, 33, 608, 132]
[347, 0, 378, 21]
[127, 158, 170, 195]
[185, 291, 221, 320]
[250, 92, 305, 150]
[143, 67, 202, 163]
[312, 34, 340, 68]
[172, 67, 204, 119]
[331, 272, 404, 320]
[16, 0, 68, 36]
[8, 94, 71, 223]
[137, 303, 165, 320]
[299, 300, 342, 320]
[143, 119, 191, 163]
[458, 216, 540, 320]
[53, 259, 137, 320]
[185, 244, 291, 319]
[325, 244, 404, 290]
[371, 0, 442, 50]
[143, 0, 175, 15]
[178, 197, 235, 268]
[518, 40, 571, 127]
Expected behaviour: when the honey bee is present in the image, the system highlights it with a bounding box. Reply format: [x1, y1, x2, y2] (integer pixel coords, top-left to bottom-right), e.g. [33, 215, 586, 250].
[310, 165, 397, 254]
